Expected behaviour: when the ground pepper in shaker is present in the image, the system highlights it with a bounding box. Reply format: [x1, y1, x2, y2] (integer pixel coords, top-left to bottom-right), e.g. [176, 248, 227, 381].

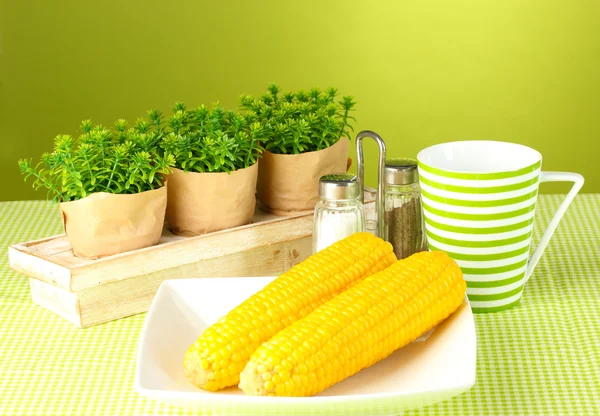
[383, 158, 426, 259]
[312, 174, 365, 253]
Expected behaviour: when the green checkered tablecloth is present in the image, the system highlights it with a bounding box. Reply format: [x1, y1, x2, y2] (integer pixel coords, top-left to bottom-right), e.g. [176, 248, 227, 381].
[1, 195, 598, 415]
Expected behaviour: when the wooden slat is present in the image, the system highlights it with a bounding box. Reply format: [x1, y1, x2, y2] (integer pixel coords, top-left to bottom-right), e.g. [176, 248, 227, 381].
[9, 246, 72, 288]
[29, 278, 82, 327]
[77, 237, 311, 327]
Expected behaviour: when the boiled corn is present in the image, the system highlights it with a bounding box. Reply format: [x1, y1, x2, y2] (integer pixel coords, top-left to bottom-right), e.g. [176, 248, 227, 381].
[184, 232, 396, 391]
[239, 251, 466, 396]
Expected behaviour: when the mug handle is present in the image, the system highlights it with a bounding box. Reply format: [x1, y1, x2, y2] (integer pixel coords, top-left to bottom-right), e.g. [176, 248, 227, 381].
[525, 171, 585, 281]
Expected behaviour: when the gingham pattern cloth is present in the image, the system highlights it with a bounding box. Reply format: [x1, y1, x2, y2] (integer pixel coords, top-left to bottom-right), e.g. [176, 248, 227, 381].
[0, 195, 598, 416]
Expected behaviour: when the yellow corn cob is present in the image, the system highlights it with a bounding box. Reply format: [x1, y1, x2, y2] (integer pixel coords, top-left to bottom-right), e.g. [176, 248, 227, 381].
[239, 251, 466, 397]
[184, 232, 396, 391]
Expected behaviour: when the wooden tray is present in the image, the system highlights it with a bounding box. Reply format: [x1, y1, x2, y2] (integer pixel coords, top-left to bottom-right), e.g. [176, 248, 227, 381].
[9, 192, 376, 328]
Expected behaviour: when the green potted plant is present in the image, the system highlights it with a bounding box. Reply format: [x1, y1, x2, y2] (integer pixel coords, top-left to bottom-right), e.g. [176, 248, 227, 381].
[240, 84, 356, 215]
[18, 119, 174, 259]
[159, 102, 263, 236]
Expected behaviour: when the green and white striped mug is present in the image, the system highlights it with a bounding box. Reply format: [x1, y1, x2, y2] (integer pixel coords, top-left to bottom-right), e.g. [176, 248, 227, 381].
[417, 141, 584, 313]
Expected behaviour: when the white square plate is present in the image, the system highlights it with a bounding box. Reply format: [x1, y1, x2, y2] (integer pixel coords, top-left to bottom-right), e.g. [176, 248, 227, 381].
[135, 277, 477, 415]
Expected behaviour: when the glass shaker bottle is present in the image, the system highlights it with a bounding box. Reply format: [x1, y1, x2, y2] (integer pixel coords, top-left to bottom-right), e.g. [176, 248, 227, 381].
[383, 158, 426, 259]
[312, 174, 365, 253]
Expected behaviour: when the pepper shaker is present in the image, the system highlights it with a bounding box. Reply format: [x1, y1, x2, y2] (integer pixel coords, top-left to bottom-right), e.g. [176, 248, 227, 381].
[383, 158, 426, 259]
[312, 174, 365, 253]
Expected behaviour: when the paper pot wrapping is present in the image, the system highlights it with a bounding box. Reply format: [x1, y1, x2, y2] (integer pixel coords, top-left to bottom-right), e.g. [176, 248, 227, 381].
[257, 138, 350, 215]
[60, 185, 167, 259]
[166, 163, 258, 236]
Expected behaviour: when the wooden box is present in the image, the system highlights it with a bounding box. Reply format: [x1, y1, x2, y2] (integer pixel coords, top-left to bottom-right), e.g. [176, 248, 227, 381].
[8, 192, 375, 328]
[9, 210, 312, 328]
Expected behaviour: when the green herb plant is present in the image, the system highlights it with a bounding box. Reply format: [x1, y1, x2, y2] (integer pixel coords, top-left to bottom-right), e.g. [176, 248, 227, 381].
[159, 102, 263, 173]
[239, 84, 357, 154]
[18, 119, 174, 203]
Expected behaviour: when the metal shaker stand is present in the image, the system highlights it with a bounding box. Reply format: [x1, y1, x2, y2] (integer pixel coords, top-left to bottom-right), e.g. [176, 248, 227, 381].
[355, 131, 387, 238]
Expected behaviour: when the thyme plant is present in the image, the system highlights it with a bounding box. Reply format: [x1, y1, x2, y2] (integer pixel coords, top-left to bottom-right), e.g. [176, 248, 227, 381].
[239, 84, 357, 154]
[18, 120, 174, 202]
[159, 102, 263, 173]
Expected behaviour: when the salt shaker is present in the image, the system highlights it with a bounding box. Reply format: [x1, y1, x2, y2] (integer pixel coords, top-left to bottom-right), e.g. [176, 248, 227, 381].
[312, 174, 365, 253]
[383, 158, 426, 259]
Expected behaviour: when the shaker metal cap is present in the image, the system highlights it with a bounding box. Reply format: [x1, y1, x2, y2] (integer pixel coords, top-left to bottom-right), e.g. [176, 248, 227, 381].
[384, 158, 419, 185]
[319, 174, 360, 200]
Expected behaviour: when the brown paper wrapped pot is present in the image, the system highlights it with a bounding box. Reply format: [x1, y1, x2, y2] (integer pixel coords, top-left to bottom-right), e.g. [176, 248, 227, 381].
[59, 184, 167, 259]
[166, 162, 258, 236]
[257, 138, 350, 215]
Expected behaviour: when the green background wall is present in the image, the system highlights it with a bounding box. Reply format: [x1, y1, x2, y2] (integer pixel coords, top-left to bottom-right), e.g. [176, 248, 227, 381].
[1, 0, 598, 201]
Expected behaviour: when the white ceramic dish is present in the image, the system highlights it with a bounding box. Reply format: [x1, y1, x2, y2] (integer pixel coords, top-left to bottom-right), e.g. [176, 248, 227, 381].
[135, 277, 477, 415]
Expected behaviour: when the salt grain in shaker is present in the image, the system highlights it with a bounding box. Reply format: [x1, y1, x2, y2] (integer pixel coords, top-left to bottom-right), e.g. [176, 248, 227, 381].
[312, 174, 365, 253]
